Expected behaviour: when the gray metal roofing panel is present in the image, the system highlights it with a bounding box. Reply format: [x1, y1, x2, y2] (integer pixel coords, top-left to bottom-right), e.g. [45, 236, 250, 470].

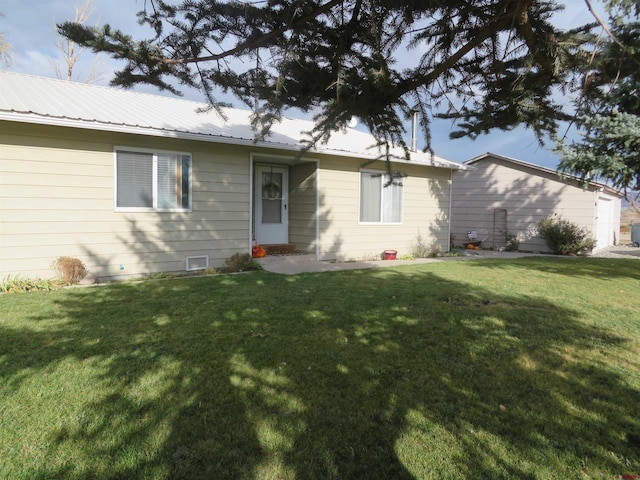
[0, 71, 463, 169]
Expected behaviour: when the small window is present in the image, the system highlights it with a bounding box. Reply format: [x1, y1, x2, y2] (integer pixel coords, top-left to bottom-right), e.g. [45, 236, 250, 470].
[359, 170, 403, 224]
[115, 149, 191, 211]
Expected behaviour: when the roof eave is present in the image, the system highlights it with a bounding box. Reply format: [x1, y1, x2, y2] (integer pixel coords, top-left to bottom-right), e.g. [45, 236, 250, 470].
[466, 152, 624, 197]
[0, 111, 465, 170]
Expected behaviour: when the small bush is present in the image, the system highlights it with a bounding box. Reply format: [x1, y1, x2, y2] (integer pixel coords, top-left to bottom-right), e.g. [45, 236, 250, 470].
[505, 234, 520, 252]
[538, 215, 596, 255]
[52, 256, 88, 284]
[224, 253, 262, 273]
[410, 231, 441, 258]
[1, 275, 63, 293]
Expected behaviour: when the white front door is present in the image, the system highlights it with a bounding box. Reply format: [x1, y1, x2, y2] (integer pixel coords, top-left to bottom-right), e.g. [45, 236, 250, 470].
[255, 165, 288, 245]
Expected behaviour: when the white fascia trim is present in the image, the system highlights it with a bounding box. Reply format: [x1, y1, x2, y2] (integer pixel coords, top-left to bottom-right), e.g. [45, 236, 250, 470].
[1, 112, 466, 170]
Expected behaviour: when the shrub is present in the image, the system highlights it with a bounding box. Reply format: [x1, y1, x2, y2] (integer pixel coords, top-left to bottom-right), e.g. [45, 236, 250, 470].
[537, 215, 596, 255]
[505, 234, 520, 252]
[224, 253, 262, 273]
[410, 231, 441, 258]
[52, 256, 88, 284]
[1, 275, 63, 293]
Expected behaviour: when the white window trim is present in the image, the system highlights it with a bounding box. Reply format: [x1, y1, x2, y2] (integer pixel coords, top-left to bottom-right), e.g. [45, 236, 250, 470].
[358, 168, 404, 225]
[114, 146, 192, 213]
[186, 255, 209, 271]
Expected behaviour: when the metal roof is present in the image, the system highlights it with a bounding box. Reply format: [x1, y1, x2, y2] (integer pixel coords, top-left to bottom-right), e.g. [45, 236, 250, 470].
[465, 152, 624, 197]
[0, 71, 463, 170]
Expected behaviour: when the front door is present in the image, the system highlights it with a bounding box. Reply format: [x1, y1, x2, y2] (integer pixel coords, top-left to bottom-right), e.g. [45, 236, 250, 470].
[255, 165, 288, 245]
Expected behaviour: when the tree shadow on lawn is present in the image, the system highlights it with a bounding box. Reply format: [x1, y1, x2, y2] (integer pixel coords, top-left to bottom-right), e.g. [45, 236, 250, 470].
[2, 267, 639, 479]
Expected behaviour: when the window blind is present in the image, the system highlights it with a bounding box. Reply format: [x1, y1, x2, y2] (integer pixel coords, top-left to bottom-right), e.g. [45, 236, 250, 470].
[116, 151, 153, 208]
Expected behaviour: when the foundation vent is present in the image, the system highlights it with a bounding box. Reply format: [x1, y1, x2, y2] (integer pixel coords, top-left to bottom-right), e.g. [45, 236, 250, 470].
[186, 255, 209, 271]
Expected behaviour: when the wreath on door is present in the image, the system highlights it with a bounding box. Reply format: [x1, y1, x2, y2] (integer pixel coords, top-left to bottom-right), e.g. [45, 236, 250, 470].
[263, 168, 281, 200]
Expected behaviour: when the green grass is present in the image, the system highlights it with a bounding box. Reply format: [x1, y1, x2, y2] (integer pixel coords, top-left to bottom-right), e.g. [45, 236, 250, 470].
[1, 257, 639, 479]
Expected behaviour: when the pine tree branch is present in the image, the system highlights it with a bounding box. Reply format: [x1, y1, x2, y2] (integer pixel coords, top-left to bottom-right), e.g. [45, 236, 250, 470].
[150, 0, 344, 65]
[584, 0, 640, 67]
[394, 1, 531, 98]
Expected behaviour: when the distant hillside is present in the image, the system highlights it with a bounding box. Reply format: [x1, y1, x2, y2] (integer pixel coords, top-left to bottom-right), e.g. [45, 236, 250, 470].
[622, 208, 640, 225]
[620, 194, 640, 243]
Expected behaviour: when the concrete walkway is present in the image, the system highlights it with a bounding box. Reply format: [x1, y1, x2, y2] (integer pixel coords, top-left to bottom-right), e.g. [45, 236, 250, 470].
[590, 245, 640, 259]
[257, 245, 639, 275]
[257, 250, 550, 275]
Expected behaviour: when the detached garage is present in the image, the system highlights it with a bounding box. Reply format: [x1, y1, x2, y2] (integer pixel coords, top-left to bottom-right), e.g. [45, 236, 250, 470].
[451, 153, 623, 253]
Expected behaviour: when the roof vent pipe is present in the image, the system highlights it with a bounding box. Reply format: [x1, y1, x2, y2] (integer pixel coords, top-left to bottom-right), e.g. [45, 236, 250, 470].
[410, 109, 419, 152]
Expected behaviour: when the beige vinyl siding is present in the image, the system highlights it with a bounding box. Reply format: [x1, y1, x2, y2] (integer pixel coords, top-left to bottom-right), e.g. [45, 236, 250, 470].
[1, 121, 251, 279]
[288, 161, 318, 253]
[1, 118, 458, 277]
[317, 157, 451, 261]
[451, 156, 610, 252]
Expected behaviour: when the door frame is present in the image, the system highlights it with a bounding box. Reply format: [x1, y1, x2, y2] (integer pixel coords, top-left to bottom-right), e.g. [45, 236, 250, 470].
[249, 153, 320, 258]
[254, 163, 289, 245]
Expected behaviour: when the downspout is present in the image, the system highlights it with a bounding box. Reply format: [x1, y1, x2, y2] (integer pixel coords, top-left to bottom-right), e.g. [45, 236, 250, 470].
[249, 156, 255, 254]
[447, 169, 453, 253]
[315, 161, 320, 260]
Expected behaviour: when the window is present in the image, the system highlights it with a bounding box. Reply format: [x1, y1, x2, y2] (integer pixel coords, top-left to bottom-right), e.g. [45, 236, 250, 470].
[115, 149, 191, 211]
[359, 170, 403, 223]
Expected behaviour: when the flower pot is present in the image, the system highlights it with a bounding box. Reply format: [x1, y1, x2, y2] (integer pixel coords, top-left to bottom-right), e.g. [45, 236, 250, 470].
[383, 249, 397, 260]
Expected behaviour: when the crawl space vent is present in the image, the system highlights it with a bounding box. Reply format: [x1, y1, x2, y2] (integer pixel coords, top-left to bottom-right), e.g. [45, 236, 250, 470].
[186, 255, 209, 271]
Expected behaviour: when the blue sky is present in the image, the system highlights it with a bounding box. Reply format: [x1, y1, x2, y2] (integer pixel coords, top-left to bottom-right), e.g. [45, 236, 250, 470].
[0, 1, 606, 168]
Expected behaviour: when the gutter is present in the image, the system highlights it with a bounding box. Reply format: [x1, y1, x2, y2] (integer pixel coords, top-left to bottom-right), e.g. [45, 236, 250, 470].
[0, 111, 467, 171]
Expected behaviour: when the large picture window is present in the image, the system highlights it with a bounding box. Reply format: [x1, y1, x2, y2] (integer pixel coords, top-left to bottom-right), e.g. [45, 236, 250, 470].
[359, 170, 403, 223]
[115, 149, 191, 211]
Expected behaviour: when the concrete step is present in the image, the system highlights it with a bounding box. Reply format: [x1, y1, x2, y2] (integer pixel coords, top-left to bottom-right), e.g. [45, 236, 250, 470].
[263, 244, 297, 255]
[255, 253, 316, 267]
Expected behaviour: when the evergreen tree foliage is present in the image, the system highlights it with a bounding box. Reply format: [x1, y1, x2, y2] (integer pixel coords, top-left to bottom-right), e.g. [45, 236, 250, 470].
[556, 111, 640, 192]
[58, 0, 584, 156]
[556, 0, 640, 193]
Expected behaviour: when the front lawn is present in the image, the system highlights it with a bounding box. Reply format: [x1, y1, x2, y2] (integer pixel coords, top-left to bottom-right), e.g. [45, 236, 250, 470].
[1, 257, 639, 479]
